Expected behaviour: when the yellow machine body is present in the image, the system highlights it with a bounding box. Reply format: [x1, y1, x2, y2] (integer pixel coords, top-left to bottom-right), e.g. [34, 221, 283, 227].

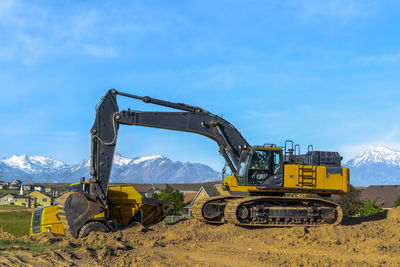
[223, 147, 349, 195]
[30, 184, 145, 236]
[224, 165, 349, 194]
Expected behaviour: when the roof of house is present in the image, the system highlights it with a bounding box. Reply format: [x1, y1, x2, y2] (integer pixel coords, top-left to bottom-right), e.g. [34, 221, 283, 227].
[128, 181, 221, 193]
[183, 192, 197, 204]
[203, 185, 220, 197]
[190, 184, 222, 205]
[167, 182, 221, 192]
[361, 185, 400, 208]
[39, 183, 70, 189]
[25, 190, 52, 198]
[354, 186, 367, 191]
[0, 193, 14, 199]
[14, 195, 30, 199]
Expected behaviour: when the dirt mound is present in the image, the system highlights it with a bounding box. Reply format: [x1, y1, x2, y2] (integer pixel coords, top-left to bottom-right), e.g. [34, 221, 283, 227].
[1, 216, 400, 266]
[22, 232, 64, 244]
[0, 228, 15, 239]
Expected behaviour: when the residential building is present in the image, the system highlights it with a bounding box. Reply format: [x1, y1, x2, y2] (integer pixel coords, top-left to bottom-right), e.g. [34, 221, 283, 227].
[183, 183, 229, 216]
[0, 181, 9, 190]
[8, 180, 22, 190]
[13, 195, 32, 207]
[0, 194, 15, 205]
[44, 187, 56, 197]
[0, 193, 32, 207]
[361, 185, 400, 209]
[26, 190, 52, 208]
[23, 184, 35, 192]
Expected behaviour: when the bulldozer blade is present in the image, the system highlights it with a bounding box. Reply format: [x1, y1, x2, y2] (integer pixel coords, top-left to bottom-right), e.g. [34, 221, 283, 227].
[141, 198, 174, 225]
[57, 192, 101, 238]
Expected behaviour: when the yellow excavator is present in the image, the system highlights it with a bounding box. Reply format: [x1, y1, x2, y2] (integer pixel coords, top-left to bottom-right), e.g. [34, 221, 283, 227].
[31, 89, 349, 237]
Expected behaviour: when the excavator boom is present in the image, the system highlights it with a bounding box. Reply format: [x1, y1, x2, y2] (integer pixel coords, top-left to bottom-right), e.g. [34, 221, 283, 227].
[89, 89, 249, 207]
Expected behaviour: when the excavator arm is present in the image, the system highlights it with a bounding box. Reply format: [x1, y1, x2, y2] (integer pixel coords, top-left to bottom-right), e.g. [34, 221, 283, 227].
[89, 89, 250, 207]
[57, 89, 249, 237]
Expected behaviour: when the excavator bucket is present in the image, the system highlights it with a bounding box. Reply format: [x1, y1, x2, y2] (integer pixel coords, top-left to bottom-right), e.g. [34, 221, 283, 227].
[141, 198, 174, 225]
[56, 192, 101, 238]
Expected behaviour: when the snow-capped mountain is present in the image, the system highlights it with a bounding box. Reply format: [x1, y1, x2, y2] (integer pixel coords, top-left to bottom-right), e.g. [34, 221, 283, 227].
[347, 145, 400, 167]
[345, 146, 400, 186]
[0, 153, 221, 184]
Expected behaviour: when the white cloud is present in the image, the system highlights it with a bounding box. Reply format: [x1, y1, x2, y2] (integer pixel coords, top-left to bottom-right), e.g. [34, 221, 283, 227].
[83, 44, 119, 58]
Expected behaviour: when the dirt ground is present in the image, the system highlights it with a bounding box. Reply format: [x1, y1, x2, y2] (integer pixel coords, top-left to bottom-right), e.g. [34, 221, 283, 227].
[1, 212, 400, 267]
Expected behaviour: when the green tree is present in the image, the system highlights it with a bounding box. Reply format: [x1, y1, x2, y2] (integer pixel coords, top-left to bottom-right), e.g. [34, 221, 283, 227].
[393, 195, 400, 208]
[329, 184, 363, 216]
[355, 198, 383, 217]
[152, 188, 184, 216]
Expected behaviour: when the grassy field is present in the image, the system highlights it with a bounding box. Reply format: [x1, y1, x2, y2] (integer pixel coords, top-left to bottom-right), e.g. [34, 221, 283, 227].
[0, 189, 19, 195]
[0, 205, 29, 210]
[0, 239, 50, 253]
[0, 211, 31, 237]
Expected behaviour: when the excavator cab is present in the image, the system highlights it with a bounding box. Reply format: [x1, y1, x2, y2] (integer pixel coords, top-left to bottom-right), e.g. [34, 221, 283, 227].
[236, 146, 284, 187]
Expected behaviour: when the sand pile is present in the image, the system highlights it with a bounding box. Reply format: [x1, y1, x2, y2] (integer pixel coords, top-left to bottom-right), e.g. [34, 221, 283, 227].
[0, 228, 15, 240]
[0, 214, 399, 266]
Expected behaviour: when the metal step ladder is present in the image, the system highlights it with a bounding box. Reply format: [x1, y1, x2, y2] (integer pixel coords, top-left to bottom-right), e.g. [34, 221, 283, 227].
[297, 165, 316, 187]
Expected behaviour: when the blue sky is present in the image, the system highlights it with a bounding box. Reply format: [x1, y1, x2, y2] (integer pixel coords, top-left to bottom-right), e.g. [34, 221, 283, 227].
[1, 0, 400, 170]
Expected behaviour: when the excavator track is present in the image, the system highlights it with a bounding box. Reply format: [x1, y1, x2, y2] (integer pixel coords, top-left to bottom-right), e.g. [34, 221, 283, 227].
[224, 196, 343, 227]
[192, 196, 244, 224]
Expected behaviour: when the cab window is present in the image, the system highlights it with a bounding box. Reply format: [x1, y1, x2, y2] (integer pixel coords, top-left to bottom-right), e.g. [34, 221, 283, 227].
[248, 150, 271, 184]
[236, 151, 249, 185]
[273, 152, 281, 174]
[250, 150, 270, 171]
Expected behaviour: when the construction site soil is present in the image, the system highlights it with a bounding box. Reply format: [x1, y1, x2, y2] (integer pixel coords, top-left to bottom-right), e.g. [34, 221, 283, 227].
[1, 211, 400, 266]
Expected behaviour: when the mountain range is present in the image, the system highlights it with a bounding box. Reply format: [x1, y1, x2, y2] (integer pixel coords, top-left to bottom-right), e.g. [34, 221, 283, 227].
[0, 153, 221, 184]
[0, 145, 400, 186]
[344, 145, 400, 186]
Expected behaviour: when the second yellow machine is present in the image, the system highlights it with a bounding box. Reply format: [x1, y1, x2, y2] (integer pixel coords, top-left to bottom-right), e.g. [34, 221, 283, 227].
[30, 183, 172, 237]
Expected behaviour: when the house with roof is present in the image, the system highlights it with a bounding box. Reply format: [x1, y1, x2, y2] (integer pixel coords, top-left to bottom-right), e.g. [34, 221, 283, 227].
[23, 184, 35, 192]
[131, 182, 220, 200]
[12, 195, 32, 207]
[44, 187, 56, 197]
[0, 181, 9, 190]
[361, 185, 400, 209]
[8, 179, 22, 190]
[183, 183, 229, 217]
[0, 193, 32, 208]
[25, 190, 52, 208]
[0, 194, 15, 205]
